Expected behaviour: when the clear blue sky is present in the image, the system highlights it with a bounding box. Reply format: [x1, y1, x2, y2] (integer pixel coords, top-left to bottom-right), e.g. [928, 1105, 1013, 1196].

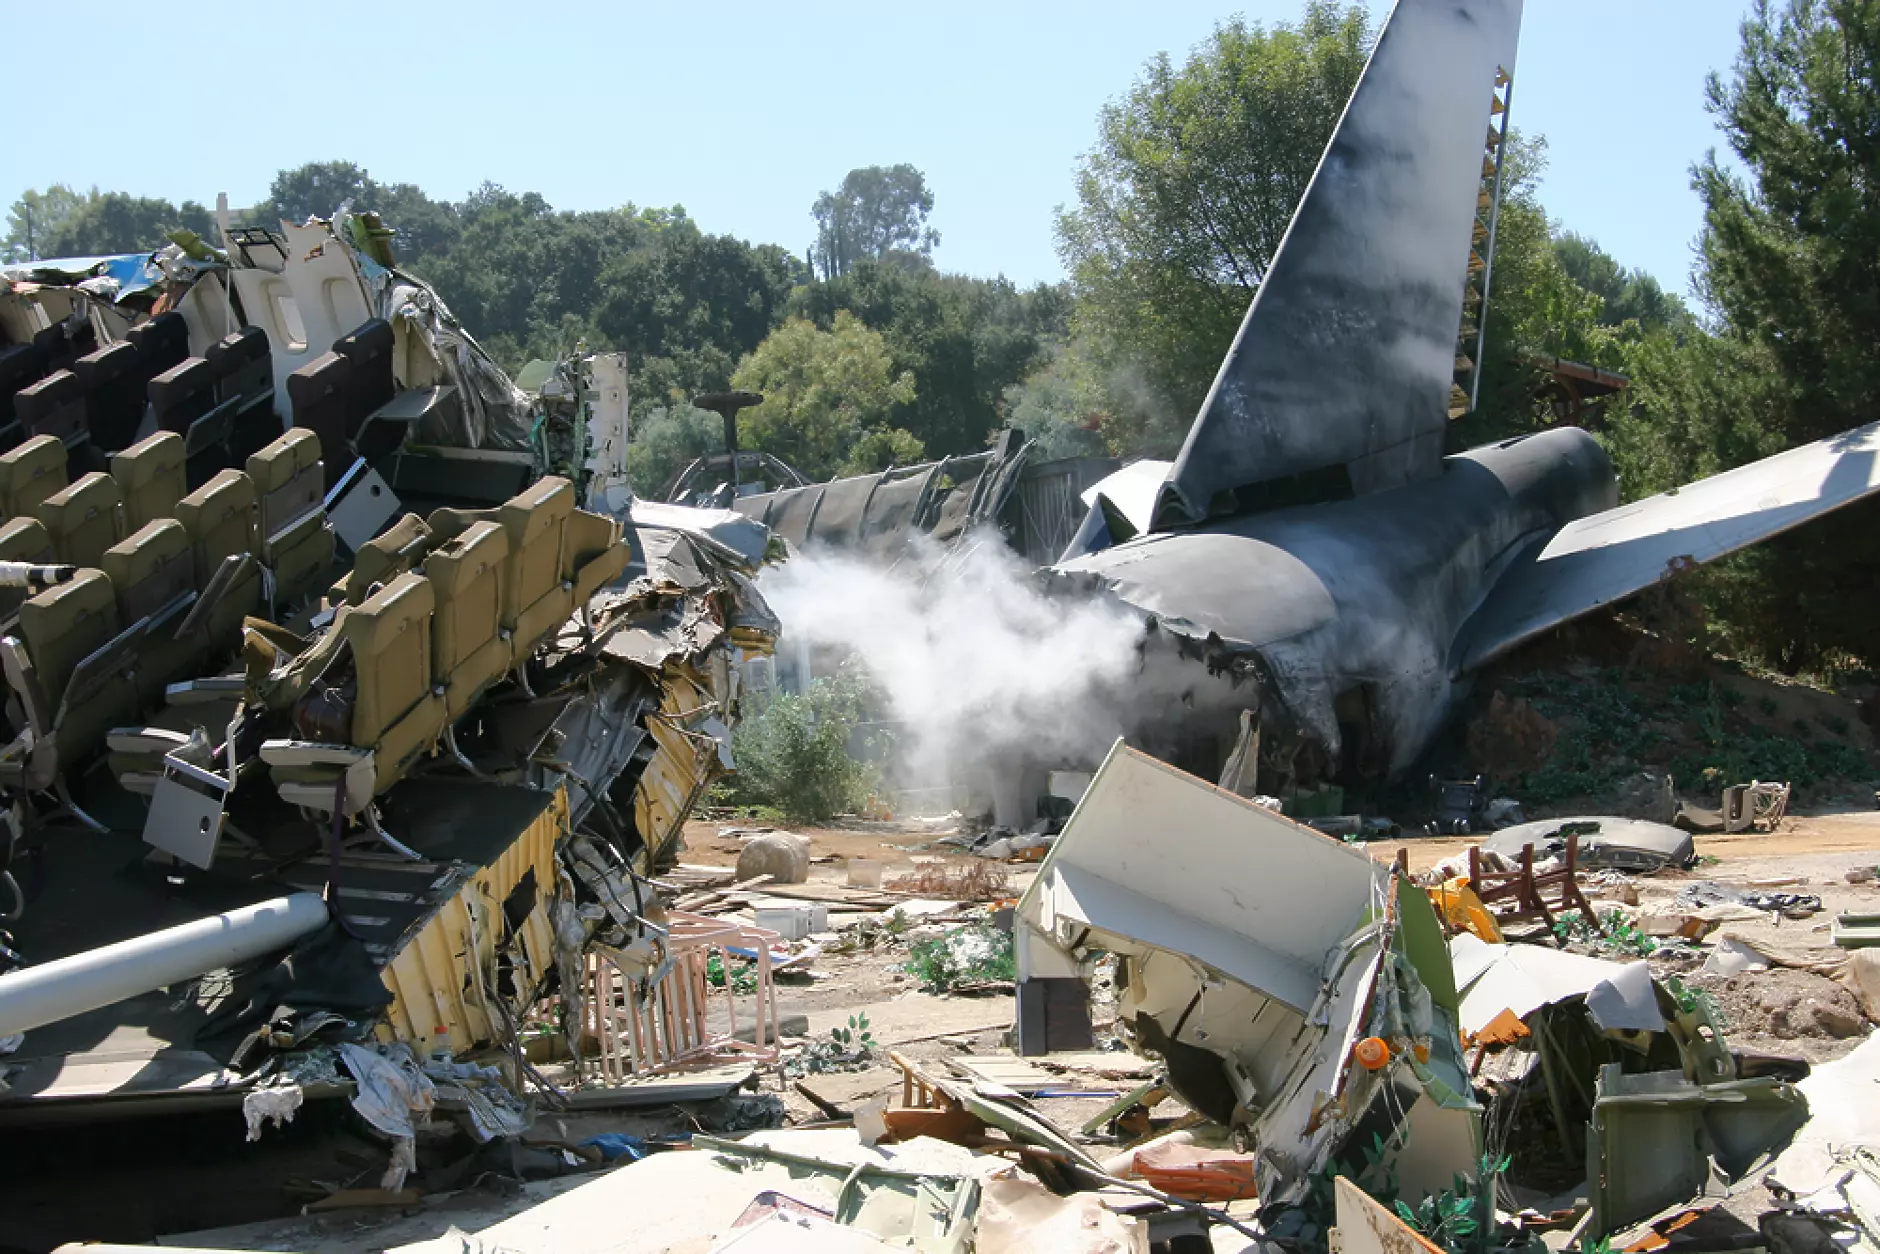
[4, 0, 1751, 303]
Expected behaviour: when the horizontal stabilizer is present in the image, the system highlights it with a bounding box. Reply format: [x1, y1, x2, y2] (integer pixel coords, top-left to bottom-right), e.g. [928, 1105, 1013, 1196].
[1453, 421, 1880, 672]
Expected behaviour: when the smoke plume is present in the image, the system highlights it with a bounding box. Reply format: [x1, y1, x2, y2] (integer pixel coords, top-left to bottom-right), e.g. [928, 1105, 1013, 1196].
[756, 531, 1149, 786]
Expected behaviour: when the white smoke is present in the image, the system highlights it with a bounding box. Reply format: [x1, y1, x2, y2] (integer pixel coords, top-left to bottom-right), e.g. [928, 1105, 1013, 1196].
[757, 531, 1149, 785]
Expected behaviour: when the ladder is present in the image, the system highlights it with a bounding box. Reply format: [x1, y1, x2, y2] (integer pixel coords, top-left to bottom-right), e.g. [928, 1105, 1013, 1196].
[1451, 66, 1514, 419]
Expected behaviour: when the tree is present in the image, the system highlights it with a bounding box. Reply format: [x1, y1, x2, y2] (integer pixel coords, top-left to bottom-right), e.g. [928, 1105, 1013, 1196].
[810, 165, 940, 280]
[1056, 2, 1374, 451]
[790, 263, 1066, 460]
[35, 192, 214, 258]
[4, 184, 86, 262]
[730, 312, 918, 479]
[627, 404, 723, 499]
[1627, 0, 1880, 670]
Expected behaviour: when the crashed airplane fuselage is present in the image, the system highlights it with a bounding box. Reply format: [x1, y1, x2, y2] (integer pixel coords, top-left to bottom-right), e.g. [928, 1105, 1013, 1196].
[1046, 0, 1880, 787]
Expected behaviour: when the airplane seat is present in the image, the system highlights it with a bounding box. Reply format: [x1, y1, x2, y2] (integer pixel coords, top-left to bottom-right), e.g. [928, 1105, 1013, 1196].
[494, 476, 574, 662]
[206, 326, 278, 464]
[35, 472, 123, 569]
[111, 431, 186, 533]
[101, 519, 197, 702]
[334, 318, 396, 434]
[207, 326, 273, 405]
[341, 512, 431, 607]
[285, 352, 352, 492]
[424, 519, 509, 719]
[0, 342, 46, 431]
[31, 324, 85, 374]
[0, 435, 70, 521]
[565, 506, 629, 604]
[71, 342, 144, 453]
[247, 428, 334, 614]
[175, 467, 259, 648]
[261, 571, 446, 817]
[150, 357, 216, 433]
[125, 312, 189, 385]
[1, 568, 138, 793]
[150, 358, 231, 489]
[14, 371, 86, 449]
[0, 518, 55, 621]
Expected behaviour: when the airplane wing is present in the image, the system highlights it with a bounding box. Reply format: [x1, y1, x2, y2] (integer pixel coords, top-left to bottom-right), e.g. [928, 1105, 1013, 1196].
[1155, 0, 1524, 529]
[1452, 421, 1880, 673]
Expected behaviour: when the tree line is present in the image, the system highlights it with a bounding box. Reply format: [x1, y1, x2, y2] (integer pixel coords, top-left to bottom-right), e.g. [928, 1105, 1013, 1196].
[5, 0, 1873, 675]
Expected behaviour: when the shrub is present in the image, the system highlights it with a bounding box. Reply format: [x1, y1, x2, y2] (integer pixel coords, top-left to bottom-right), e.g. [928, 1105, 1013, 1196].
[724, 672, 879, 822]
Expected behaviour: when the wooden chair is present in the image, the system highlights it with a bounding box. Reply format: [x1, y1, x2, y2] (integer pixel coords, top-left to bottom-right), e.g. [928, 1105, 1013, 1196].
[1467, 830, 1602, 938]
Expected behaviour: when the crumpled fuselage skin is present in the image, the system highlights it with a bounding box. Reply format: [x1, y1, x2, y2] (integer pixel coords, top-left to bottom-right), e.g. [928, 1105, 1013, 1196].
[1049, 427, 1617, 777]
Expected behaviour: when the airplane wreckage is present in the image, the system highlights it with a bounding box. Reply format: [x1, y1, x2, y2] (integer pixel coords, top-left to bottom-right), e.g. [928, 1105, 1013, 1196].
[1, 0, 1879, 1243]
[0, 196, 781, 1127]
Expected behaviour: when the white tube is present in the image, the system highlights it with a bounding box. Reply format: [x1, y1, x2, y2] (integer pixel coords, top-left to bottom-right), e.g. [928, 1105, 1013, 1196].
[0, 892, 329, 1038]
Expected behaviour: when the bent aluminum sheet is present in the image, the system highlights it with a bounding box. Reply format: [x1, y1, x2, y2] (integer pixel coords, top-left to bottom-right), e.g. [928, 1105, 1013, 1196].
[1019, 741, 1385, 1013]
[1450, 932, 1663, 1035]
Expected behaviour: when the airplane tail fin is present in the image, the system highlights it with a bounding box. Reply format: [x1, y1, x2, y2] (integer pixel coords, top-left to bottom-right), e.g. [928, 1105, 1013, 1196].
[1154, 0, 1525, 529]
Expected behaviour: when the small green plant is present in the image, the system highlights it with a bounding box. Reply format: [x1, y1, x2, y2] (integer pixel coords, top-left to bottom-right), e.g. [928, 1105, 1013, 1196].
[1663, 974, 1721, 1022]
[706, 951, 759, 994]
[1553, 909, 1657, 957]
[722, 670, 888, 822]
[903, 924, 1016, 992]
[785, 1014, 876, 1077]
[1394, 1154, 1508, 1254]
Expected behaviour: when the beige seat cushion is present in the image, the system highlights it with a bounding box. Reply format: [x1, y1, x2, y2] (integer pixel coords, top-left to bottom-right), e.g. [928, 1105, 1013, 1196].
[425, 520, 509, 716]
[0, 435, 68, 521]
[247, 428, 323, 539]
[111, 431, 187, 533]
[36, 472, 123, 569]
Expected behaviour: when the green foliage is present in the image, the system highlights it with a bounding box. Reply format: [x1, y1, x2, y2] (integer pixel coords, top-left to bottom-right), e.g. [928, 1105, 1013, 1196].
[1504, 669, 1874, 805]
[811, 165, 939, 280]
[902, 924, 1016, 992]
[705, 951, 759, 994]
[1392, 1155, 1509, 1254]
[841, 427, 927, 476]
[724, 672, 882, 822]
[3, 183, 85, 262]
[627, 404, 722, 499]
[1056, 3, 1375, 451]
[1553, 909, 1658, 958]
[785, 1014, 876, 1077]
[791, 263, 1067, 464]
[731, 312, 917, 479]
[4, 186, 214, 260]
[1594, 0, 1880, 672]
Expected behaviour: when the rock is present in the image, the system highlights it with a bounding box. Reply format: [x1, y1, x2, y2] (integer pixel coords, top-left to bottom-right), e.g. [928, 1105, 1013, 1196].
[1808, 1000, 1866, 1037]
[739, 1013, 809, 1043]
[1848, 866, 1878, 884]
[1841, 948, 1880, 1021]
[736, 833, 810, 884]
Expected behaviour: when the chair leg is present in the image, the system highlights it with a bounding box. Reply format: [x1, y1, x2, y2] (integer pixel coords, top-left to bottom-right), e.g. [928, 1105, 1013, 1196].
[53, 779, 108, 833]
[442, 724, 488, 780]
[363, 806, 423, 861]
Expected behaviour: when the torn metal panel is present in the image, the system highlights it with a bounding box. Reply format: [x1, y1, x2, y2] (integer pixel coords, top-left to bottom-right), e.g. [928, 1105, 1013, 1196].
[1481, 816, 1695, 872]
[1449, 933, 1665, 1036]
[1333, 1174, 1448, 1254]
[1017, 741, 1478, 1204]
[1589, 1064, 1809, 1238]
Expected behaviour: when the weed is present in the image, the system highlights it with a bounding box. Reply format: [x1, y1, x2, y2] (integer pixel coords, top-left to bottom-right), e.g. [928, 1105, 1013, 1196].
[887, 860, 1010, 900]
[1553, 909, 1657, 957]
[1394, 1154, 1509, 1254]
[722, 671, 888, 822]
[903, 924, 1015, 992]
[706, 951, 759, 994]
[785, 1014, 876, 1077]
